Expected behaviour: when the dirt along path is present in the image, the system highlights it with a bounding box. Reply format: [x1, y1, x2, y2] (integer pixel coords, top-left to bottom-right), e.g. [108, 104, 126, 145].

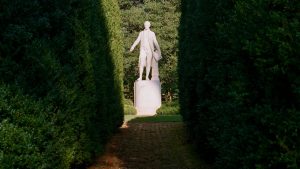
[89, 117, 210, 169]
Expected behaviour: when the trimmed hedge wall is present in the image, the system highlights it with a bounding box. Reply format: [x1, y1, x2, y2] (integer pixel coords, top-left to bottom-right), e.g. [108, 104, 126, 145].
[0, 0, 123, 168]
[179, 0, 299, 168]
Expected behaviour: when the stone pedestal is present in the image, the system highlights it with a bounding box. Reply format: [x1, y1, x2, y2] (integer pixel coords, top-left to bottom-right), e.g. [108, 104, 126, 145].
[134, 80, 161, 116]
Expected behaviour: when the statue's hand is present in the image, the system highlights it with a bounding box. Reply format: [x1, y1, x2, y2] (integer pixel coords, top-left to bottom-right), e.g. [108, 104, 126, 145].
[130, 46, 134, 52]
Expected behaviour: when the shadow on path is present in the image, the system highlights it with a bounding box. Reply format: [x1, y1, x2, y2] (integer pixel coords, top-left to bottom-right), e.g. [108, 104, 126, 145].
[88, 115, 211, 169]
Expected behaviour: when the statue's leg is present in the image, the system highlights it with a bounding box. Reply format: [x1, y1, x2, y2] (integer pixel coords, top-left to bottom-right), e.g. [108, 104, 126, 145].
[138, 50, 146, 80]
[146, 51, 153, 80]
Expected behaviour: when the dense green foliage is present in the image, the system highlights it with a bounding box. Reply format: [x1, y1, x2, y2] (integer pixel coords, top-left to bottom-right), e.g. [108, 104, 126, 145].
[179, 0, 300, 168]
[0, 0, 124, 168]
[157, 101, 179, 115]
[124, 99, 137, 115]
[118, 0, 181, 102]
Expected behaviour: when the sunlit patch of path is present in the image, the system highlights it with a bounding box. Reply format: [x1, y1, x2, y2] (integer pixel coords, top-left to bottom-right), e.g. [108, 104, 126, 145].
[89, 115, 210, 169]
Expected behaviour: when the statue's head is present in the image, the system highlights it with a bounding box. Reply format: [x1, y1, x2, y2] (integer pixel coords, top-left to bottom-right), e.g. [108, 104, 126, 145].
[144, 21, 151, 30]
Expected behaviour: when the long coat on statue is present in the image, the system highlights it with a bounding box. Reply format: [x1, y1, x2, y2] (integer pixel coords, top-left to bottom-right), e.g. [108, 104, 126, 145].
[132, 29, 161, 80]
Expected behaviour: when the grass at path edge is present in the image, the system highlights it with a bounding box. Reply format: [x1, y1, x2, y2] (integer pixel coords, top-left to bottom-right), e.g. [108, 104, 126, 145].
[124, 115, 182, 123]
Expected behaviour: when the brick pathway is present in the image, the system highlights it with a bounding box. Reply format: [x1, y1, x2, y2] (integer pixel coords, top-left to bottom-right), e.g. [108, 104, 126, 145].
[89, 122, 210, 169]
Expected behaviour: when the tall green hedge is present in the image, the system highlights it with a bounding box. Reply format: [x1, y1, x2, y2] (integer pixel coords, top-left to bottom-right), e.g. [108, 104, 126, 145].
[179, 0, 300, 168]
[0, 0, 123, 168]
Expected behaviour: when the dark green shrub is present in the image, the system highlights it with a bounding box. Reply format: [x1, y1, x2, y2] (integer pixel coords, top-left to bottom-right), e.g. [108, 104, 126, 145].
[0, 0, 124, 168]
[0, 85, 70, 169]
[179, 0, 300, 168]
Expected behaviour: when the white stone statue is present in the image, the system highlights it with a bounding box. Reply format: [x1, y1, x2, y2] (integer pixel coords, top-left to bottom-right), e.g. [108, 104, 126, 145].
[130, 21, 161, 81]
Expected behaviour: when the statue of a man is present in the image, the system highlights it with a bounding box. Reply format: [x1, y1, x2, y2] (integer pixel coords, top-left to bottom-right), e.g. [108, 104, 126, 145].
[130, 21, 161, 81]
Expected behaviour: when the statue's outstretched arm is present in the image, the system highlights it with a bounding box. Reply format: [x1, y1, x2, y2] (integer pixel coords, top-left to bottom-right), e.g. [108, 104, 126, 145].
[130, 32, 141, 52]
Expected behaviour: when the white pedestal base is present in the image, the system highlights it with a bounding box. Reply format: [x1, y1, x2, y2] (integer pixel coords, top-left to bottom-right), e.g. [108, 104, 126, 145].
[134, 80, 161, 116]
